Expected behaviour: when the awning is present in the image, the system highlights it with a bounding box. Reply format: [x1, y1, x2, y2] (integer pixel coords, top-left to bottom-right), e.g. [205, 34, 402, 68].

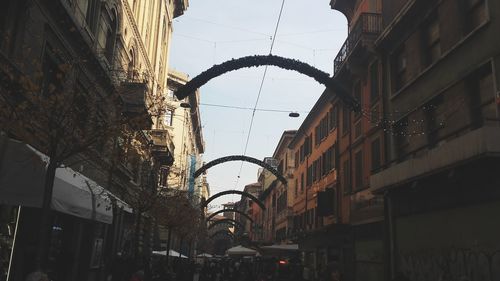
[0, 135, 130, 224]
[152, 250, 188, 259]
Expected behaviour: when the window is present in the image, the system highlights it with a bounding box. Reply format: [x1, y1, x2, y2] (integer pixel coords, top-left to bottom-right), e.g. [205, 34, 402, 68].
[354, 121, 362, 139]
[422, 14, 441, 67]
[329, 106, 338, 131]
[167, 88, 175, 99]
[354, 151, 363, 190]
[371, 138, 381, 173]
[464, 0, 487, 33]
[466, 64, 493, 129]
[342, 107, 350, 135]
[164, 109, 174, 126]
[423, 94, 444, 147]
[41, 45, 65, 97]
[353, 81, 362, 118]
[343, 160, 351, 194]
[295, 151, 299, 167]
[300, 173, 304, 193]
[393, 45, 407, 91]
[306, 165, 313, 187]
[295, 179, 298, 197]
[104, 12, 117, 63]
[370, 61, 379, 104]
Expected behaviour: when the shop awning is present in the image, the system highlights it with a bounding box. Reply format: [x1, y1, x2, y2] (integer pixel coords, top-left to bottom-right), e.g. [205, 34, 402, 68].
[0, 135, 130, 224]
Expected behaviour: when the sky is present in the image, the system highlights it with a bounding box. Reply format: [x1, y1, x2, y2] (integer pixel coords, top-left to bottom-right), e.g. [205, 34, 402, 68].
[169, 0, 348, 209]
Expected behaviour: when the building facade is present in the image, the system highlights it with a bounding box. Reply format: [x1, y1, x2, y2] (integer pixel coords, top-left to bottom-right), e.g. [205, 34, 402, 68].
[0, 0, 189, 280]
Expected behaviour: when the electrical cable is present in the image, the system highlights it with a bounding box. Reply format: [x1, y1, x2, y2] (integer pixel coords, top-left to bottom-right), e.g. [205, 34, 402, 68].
[199, 102, 309, 113]
[234, 0, 286, 189]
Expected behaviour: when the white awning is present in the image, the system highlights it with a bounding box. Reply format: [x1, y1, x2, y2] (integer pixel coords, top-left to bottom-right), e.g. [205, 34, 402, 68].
[0, 135, 129, 224]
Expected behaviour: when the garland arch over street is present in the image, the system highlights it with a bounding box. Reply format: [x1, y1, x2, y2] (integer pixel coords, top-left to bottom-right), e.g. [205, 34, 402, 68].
[202, 190, 266, 210]
[194, 155, 287, 185]
[208, 218, 244, 230]
[206, 209, 254, 224]
[210, 229, 234, 240]
[174, 54, 361, 111]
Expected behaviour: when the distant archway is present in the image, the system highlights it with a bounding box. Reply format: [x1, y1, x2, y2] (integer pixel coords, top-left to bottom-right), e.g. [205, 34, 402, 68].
[194, 155, 287, 185]
[210, 230, 234, 240]
[208, 218, 244, 230]
[207, 209, 254, 224]
[174, 54, 360, 111]
[202, 190, 265, 210]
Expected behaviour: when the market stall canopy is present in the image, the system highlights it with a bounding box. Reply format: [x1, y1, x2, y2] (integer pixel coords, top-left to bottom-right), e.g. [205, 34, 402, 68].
[226, 245, 258, 256]
[152, 250, 188, 258]
[0, 135, 132, 224]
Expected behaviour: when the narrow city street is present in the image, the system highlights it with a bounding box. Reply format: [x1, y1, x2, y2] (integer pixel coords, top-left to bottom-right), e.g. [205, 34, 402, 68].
[1, 0, 500, 281]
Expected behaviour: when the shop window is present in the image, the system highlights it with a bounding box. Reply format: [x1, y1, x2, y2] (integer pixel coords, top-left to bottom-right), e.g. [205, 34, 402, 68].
[371, 138, 381, 173]
[354, 151, 363, 190]
[422, 13, 441, 67]
[370, 61, 379, 104]
[392, 45, 407, 91]
[463, 0, 487, 34]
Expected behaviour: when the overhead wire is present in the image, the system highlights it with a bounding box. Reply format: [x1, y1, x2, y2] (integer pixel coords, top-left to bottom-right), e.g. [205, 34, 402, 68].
[200, 102, 309, 113]
[234, 0, 287, 189]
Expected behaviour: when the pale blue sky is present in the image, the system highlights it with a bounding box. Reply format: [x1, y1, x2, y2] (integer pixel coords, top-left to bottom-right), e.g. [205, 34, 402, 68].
[169, 0, 348, 208]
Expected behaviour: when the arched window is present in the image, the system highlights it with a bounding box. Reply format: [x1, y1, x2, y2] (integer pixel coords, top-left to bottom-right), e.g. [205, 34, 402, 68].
[105, 10, 117, 63]
[128, 49, 136, 79]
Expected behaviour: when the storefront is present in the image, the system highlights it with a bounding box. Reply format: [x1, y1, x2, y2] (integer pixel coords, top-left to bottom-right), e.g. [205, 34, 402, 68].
[0, 135, 131, 281]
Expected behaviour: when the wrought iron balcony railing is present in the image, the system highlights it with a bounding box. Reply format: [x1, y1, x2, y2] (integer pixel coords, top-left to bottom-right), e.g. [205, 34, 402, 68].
[334, 13, 383, 75]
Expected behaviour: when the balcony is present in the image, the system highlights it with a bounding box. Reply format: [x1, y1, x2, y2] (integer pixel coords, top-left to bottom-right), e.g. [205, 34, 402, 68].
[119, 81, 152, 130]
[150, 129, 175, 167]
[333, 13, 383, 76]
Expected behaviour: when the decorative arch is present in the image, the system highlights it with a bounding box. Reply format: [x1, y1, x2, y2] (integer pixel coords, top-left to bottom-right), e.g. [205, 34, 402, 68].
[207, 209, 254, 224]
[202, 190, 265, 210]
[208, 218, 244, 230]
[194, 155, 287, 185]
[210, 230, 234, 240]
[174, 55, 360, 111]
